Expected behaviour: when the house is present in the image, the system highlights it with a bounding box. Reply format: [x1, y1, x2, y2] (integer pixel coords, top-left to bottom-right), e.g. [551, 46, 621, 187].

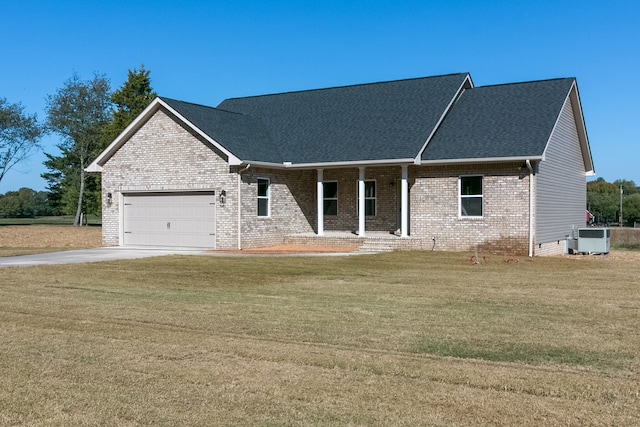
[86, 72, 594, 256]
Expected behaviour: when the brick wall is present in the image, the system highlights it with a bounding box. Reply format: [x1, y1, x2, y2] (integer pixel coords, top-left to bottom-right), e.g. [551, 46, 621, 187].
[238, 167, 315, 249]
[535, 240, 567, 256]
[410, 163, 532, 255]
[240, 163, 535, 255]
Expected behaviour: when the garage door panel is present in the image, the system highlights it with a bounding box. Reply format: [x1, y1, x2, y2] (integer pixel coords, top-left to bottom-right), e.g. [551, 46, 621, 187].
[123, 192, 216, 248]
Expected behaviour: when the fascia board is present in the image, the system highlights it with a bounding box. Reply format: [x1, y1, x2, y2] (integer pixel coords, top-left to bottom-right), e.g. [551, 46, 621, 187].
[415, 73, 474, 164]
[240, 161, 288, 169]
[421, 156, 543, 165]
[569, 83, 595, 174]
[541, 82, 594, 175]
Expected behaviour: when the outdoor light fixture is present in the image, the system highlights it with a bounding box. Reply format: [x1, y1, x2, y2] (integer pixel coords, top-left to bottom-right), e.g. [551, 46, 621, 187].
[219, 190, 226, 205]
[106, 192, 113, 207]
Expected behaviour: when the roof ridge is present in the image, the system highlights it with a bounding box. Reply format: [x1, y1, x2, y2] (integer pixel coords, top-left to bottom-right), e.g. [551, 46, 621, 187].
[161, 96, 251, 117]
[159, 96, 219, 111]
[473, 77, 575, 90]
[222, 72, 471, 102]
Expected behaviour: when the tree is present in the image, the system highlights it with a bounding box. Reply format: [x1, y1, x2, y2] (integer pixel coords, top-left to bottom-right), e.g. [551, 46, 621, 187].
[587, 178, 619, 224]
[587, 178, 640, 226]
[624, 193, 640, 226]
[99, 65, 157, 152]
[0, 98, 44, 185]
[44, 73, 111, 225]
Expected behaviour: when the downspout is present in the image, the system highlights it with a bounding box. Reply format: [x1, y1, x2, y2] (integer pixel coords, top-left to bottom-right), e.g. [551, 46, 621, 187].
[526, 160, 534, 257]
[237, 164, 251, 250]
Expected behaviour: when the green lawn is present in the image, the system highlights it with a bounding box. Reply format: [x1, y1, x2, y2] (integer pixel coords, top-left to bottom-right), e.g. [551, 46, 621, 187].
[0, 252, 638, 426]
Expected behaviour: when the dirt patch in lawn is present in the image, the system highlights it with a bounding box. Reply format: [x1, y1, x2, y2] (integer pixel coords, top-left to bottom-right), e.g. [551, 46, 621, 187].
[0, 225, 102, 249]
[212, 244, 359, 255]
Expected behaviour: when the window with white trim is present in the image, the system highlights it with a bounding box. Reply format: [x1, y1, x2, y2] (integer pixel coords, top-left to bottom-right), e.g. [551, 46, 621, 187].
[357, 180, 376, 216]
[257, 178, 270, 217]
[460, 176, 483, 217]
[323, 181, 338, 216]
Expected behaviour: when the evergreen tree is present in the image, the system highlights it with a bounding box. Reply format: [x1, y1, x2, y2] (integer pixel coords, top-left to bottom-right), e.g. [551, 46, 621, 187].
[83, 67, 157, 215]
[99, 65, 157, 152]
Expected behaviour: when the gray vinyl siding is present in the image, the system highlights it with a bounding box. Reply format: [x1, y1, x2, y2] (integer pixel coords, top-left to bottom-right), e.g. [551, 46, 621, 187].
[536, 95, 586, 244]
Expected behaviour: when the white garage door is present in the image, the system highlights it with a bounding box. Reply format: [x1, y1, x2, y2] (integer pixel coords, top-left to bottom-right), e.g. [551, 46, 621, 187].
[123, 192, 216, 248]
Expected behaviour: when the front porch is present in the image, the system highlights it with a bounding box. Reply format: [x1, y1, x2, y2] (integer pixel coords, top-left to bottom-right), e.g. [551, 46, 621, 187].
[284, 231, 429, 253]
[311, 165, 411, 240]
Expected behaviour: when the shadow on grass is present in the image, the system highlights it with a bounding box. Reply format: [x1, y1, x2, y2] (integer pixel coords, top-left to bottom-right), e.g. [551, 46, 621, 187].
[412, 338, 634, 370]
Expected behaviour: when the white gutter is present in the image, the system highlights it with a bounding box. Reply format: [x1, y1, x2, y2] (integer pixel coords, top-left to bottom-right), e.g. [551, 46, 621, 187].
[422, 155, 544, 166]
[526, 160, 534, 257]
[237, 164, 251, 250]
[244, 158, 416, 170]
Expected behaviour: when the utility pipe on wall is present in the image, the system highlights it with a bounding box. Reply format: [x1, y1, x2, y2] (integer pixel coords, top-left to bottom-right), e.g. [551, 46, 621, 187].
[237, 164, 251, 250]
[526, 160, 534, 257]
[401, 165, 409, 237]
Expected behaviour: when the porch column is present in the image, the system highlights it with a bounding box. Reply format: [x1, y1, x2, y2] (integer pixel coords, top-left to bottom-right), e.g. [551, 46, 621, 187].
[401, 165, 408, 237]
[317, 169, 324, 236]
[358, 167, 366, 237]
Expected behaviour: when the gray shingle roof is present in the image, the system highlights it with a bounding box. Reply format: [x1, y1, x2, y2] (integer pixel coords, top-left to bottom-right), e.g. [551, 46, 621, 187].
[217, 73, 470, 163]
[422, 78, 576, 162]
[160, 97, 283, 163]
[158, 75, 579, 167]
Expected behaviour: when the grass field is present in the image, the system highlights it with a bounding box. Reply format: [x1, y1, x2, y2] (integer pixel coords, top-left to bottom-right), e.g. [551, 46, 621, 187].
[0, 224, 102, 256]
[0, 249, 638, 426]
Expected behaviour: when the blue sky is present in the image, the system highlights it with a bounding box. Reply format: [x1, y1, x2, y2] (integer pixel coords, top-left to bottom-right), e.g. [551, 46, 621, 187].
[2, 0, 638, 192]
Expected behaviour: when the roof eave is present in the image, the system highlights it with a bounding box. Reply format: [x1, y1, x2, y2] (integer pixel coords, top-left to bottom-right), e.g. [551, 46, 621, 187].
[421, 155, 544, 166]
[241, 158, 416, 170]
[569, 82, 595, 175]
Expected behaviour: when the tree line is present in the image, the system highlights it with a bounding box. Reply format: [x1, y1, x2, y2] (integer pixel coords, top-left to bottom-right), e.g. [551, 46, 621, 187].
[0, 188, 55, 218]
[0, 66, 156, 224]
[587, 178, 640, 226]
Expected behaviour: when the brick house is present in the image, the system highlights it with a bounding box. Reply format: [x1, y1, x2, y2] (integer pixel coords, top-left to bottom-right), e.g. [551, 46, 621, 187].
[87, 73, 594, 256]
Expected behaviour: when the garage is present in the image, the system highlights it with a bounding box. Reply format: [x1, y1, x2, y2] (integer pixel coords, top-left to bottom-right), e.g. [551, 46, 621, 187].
[123, 192, 216, 248]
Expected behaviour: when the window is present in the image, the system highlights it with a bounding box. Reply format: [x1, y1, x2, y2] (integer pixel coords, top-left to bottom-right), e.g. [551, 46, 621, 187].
[357, 180, 376, 216]
[257, 178, 270, 217]
[323, 182, 338, 216]
[460, 176, 483, 217]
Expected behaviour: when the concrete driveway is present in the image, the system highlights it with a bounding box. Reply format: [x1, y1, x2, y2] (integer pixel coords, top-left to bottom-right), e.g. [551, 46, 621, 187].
[0, 247, 206, 268]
